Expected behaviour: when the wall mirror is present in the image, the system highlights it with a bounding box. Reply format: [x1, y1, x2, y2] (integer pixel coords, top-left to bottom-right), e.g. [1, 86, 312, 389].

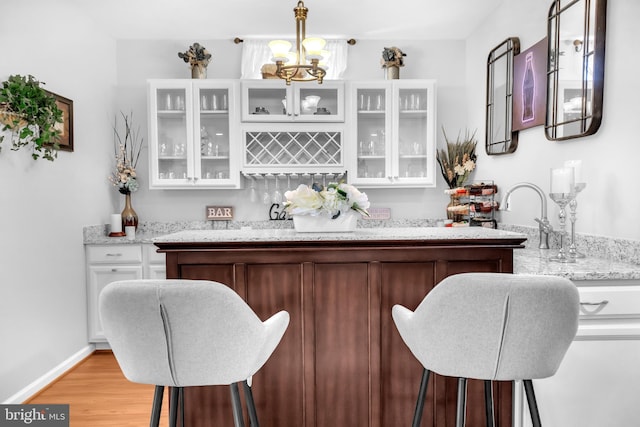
[546, 0, 607, 140]
[486, 37, 520, 155]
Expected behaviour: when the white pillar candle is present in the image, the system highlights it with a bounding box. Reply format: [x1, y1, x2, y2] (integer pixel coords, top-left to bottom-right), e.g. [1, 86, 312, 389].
[564, 160, 584, 184]
[550, 167, 574, 194]
[110, 214, 122, 234]
[125, 226, 136, 240]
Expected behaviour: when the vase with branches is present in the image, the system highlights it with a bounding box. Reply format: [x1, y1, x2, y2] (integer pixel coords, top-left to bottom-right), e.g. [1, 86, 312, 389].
[436, 128, 478, 221]
[109, 111, 144, 229]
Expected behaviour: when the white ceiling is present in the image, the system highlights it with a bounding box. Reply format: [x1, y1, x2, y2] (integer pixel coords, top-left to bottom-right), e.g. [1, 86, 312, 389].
[64, 0, 503, 41]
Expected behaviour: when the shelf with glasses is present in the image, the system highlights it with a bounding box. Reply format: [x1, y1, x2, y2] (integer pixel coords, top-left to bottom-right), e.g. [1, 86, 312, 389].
[200, 110, 229, 116]
[348, 80, 437, 188]
[399, 109, 428, 115]
[148, 79, 241, 189]
[241, 80, 344, 123]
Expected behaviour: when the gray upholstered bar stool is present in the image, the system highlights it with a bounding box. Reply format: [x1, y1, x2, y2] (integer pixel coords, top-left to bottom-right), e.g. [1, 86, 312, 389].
[99, 279, 290, 427]
[392, 272, 579, 427]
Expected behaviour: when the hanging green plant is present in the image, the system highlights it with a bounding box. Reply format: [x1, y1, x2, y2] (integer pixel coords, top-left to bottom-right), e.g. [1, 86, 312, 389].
[0, 74, 64, 161]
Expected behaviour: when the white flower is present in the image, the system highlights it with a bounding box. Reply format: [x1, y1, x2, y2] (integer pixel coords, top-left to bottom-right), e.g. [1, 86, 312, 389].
[340, 183, 370, 213]
[320, 187, 342, 217]
[284, 182, 370, 217]
[454, 164, 466, 176]
[283, 184, 324, 216]
[463, 159, 475, 172]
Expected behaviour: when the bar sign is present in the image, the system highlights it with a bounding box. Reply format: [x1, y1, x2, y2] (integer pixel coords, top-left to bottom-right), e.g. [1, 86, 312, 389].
[206, 206, 234, 220]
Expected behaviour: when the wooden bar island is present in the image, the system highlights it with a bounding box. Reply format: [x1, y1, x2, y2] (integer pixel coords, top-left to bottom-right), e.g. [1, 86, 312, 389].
[154, 227, 527, 427]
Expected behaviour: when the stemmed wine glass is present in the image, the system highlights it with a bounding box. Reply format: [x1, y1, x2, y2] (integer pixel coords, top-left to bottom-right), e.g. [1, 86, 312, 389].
[272, 174, 283, 205]
[262, 174, 272, 205]
[549, 167, 576, 263]
[248, 175, 258, 204]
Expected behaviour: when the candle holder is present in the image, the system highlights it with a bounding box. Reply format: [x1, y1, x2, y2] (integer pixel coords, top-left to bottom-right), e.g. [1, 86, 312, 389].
[549, 167, 576, 263]
[549, 192, 576, 262]
[568, 182, 586, 259]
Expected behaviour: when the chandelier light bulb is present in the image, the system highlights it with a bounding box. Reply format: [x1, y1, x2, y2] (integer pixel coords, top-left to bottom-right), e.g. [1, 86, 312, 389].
[269, 40, 292, 61]
[302, 37, 326, 59]
[318, 49, 331, 69]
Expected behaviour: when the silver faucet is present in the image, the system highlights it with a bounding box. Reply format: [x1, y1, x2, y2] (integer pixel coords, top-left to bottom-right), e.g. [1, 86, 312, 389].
[500, 182, 552, 249]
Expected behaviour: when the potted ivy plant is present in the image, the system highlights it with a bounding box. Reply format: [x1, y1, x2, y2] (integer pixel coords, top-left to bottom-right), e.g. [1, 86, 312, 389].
[0, 74, 63, 161]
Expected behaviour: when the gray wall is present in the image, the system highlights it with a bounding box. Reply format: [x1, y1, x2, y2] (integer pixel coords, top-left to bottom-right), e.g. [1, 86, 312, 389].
[0, 0, 116, 402]
[466, 0, 640, 240]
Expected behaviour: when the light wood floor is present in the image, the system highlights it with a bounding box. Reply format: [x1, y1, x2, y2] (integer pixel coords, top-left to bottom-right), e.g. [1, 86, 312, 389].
[26, 350, 168, 426]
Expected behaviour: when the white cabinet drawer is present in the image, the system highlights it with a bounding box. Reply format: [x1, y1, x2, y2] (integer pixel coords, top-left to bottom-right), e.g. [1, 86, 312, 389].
[86, 245, 142, 264]
[144, 244, 166, 264]
[576, 285, 640, 339]
[578, 286, 640, 318]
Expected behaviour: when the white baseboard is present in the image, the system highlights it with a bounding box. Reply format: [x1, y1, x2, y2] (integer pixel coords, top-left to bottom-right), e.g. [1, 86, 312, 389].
[2, 344, 96, 404]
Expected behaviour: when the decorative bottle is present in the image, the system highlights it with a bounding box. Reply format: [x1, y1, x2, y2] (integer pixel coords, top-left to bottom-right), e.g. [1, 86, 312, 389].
[522, 52, 535, 123]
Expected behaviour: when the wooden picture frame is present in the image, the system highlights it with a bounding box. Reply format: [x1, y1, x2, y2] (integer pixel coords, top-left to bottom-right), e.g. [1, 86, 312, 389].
[48, 91, 74, 152]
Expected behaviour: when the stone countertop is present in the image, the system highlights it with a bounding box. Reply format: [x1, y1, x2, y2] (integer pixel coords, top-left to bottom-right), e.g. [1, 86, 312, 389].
[152, 226, 526, 244]
[514, 248, 640, 281]
[84, 223, 640, 282]
[84, 231, 161, 245]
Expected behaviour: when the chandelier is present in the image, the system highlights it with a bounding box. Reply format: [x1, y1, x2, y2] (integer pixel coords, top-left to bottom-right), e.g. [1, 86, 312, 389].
[268, 1, 327, 85]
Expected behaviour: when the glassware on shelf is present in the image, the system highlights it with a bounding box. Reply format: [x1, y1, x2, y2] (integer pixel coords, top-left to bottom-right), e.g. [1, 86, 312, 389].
[201, 94, 209, 110]
[173, 143, 186, 157]
[174, 94, 185, 111]
[159, 142, 170, 157]
[549, 166, 576, 263]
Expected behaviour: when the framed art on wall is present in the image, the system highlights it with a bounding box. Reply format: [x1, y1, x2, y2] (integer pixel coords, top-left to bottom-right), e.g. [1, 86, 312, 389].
[48, 91, 74, 152]
[512, 38, 547, 132]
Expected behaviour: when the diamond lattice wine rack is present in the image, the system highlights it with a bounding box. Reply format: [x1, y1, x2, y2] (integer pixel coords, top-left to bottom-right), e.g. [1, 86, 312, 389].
[243, 128, 344, 173]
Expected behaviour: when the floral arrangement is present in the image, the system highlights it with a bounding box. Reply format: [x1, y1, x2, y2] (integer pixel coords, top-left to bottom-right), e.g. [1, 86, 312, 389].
[109, 112, 143, 195]
[284, 182, 370, 219]
[178, 42, 212, 68]
[381, 46, 406, 68]
[436, 128, 478, 189]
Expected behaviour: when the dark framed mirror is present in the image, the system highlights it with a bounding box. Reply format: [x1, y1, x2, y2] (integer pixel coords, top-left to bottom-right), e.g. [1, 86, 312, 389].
[546, 0, 607, 141]
[486, 37, 520, 155]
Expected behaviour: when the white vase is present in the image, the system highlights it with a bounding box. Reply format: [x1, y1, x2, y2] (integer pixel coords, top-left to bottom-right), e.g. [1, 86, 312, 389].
[293, 211, 359, 233]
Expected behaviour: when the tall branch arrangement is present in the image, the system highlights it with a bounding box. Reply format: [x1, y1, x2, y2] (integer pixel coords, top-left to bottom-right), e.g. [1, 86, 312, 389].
[109, 111, 144, 195]
[436, 128, 478, 189]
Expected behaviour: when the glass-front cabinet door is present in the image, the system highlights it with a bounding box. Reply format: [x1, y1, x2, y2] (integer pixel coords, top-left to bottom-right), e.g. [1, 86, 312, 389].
[352, 83, 391, 184]
[348, 80, 436, 188]
[241, 80, 344, 122]
[148, 80, 240, 189]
